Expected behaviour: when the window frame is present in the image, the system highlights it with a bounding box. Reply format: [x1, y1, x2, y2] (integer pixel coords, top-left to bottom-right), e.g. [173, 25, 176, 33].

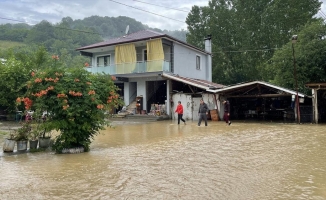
[196, 55, 201, 70]
[96, 54, 111, 67]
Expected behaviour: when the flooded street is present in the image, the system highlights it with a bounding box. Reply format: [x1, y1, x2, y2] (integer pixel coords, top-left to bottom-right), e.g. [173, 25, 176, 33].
[1, 120, 326, 200]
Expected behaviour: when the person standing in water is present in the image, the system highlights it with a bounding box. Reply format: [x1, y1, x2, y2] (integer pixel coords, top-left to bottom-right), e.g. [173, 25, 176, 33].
[175, 101, 186, 125]
[198, 99, 208, 126]
[223, 100, 231, 125]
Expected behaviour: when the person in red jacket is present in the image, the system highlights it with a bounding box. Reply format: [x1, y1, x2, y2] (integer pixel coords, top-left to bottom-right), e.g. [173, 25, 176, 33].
[175, 101, 186, 125]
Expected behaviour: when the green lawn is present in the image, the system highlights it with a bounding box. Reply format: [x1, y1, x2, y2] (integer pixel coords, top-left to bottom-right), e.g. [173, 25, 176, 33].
[0, 40, 26, 51]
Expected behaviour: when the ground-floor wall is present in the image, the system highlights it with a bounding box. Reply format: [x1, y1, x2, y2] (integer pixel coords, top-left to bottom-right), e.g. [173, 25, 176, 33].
[171, 93, 220, 121]
[122, 76, 169, 114]
[120, 77, 222, 120]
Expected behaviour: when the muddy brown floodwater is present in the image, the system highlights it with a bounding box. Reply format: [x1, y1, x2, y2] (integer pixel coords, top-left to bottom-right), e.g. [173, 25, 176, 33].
[0, 120, 325, 200]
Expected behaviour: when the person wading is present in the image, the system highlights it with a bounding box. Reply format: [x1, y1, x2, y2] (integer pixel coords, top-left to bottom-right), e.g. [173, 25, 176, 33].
[223, 100, 231, 125]
[175, 101, 186, 125]
[198, 99, 208, 126]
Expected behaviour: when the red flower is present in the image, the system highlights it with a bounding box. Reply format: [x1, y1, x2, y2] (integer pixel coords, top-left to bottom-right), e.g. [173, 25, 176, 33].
[88, 90, 95, 95]
[34, 78, 42, 83]
[52, 55, 59, 60]
[97, 104, 104, 109]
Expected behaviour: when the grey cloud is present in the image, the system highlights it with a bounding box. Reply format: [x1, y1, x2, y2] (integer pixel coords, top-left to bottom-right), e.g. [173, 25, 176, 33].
[0, 0, 209, 30]
[1, 0, 325, 30]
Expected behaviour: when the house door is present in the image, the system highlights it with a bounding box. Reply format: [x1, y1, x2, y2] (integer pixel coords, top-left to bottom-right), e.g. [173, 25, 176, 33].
[192, 97, 202, 121]
[143, 49, 147, 61]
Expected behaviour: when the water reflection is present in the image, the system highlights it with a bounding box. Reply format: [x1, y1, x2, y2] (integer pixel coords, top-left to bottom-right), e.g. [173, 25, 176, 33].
[1, 121, 326, 199]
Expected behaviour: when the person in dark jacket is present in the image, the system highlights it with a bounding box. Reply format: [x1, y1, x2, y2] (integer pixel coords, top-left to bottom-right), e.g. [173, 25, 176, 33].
[223, 100, 231, 125]
[198, 99, 208, 126]
[175, 101, 186, 125]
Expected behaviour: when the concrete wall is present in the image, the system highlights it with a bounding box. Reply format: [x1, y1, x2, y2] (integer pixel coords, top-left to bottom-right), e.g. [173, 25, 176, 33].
[92, 50, 115, 66]
[124, 82, 130, 106]
[171, 94, 193, 120]
[171, 93, 220, 121]
[126, 76, 165, 111]
[173, 43, 208, 80]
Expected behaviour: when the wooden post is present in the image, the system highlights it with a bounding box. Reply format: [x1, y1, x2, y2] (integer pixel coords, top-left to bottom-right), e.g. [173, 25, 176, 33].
[313, 89, 319, 124]
[213, 94, 219, 121]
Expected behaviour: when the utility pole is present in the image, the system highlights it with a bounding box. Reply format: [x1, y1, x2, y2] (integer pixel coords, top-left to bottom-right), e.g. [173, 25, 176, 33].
[291, 35, 300, 124]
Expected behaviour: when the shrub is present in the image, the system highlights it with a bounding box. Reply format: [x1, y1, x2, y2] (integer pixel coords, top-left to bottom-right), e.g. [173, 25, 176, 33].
[17, 61, 123, 153]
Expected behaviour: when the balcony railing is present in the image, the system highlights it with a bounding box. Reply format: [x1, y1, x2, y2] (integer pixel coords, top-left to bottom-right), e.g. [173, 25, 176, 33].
[86, 60, 171, 75]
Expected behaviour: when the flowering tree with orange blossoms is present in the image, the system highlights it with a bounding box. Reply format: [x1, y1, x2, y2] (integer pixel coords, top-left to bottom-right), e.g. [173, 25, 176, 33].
[18, 64, 123, 153]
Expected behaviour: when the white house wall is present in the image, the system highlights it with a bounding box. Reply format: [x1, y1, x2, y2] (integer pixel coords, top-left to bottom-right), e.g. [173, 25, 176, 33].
[171, 93, 220, 121]
[202, 93, 219, 111]
[171, 94, 193, 120]
[92, 50, 115, 66]
[124, 82, 130, 106]
[126, 76, 166, 111]
[173, 43, 208, 80]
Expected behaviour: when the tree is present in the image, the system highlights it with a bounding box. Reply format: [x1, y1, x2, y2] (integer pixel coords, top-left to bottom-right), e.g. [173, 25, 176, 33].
[186, 0, 321, 85]
[263, 20, 326, 94]
[0, 58, 30, 112]
[18, 57, 124, 153]
[25, 20, 55, 46]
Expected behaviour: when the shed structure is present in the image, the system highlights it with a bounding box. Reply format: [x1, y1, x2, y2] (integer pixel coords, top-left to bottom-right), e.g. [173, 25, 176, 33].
[305, 82, 326, 124]
[208, 81, 309, 122]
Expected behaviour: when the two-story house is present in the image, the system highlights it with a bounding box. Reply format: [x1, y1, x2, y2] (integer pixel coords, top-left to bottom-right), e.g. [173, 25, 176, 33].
[77, 30, 223, 119]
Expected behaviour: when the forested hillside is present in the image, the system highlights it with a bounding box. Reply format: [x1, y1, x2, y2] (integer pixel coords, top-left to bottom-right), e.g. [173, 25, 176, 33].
[0, 15, 187, 56]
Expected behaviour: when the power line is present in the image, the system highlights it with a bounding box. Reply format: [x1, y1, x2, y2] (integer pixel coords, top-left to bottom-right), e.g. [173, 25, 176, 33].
[318, 10, 326, 20]
[132, 0, 190, 13]
[108, 0, 185, 23]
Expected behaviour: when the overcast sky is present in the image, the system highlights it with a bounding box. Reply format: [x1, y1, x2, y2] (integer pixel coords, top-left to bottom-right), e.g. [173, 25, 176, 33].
[0, 0, 326, 31]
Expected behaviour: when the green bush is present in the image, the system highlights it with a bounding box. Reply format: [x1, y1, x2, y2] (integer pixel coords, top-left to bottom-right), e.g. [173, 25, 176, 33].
[17, 56, 123, 153]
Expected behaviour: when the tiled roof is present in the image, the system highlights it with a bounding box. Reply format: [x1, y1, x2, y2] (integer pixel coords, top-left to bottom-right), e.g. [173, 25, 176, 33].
[77, 30, 164, 50]
[162, 73, 224, 91]
[76, 30, 210, 54]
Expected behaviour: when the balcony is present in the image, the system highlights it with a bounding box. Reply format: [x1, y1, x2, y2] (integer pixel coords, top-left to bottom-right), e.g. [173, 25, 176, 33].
[86, 60, 171, 75]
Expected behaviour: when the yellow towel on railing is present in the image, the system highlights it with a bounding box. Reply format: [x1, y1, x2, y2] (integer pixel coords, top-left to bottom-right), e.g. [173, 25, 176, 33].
[147, 39, 164, 72]
[115, 43, 136, 74]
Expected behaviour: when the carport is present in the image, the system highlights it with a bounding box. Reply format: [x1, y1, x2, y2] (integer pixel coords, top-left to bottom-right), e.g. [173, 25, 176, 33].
[208, 81, 309, 122]
[305, 82, 326, 123]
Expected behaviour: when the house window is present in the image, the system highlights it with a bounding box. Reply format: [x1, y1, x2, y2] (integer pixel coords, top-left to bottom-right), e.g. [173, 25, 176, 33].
[97, 55, 110, 67]
[196, 55, 201, 70]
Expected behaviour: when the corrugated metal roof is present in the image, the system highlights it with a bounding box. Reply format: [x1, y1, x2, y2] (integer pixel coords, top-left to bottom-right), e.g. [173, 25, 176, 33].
[162, 72, 224, 91]
[207, 80, 306, 97]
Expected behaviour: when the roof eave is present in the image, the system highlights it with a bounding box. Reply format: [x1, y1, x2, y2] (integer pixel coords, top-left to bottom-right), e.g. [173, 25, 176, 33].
[208, 81, 306, 97]
[76, 33, 210, 55]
